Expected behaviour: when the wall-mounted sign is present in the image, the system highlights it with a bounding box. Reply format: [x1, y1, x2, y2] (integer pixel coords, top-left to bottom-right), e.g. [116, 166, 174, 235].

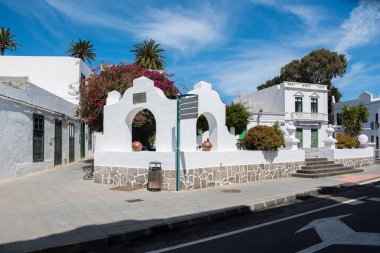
[297, 121, 320, 126]
[179, 96, 198, 120]
[133, 92, 146, 104]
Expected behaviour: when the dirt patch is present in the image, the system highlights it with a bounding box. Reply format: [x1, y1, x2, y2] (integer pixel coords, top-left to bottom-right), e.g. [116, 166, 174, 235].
[221, 189, 241, 193]
[110, 185, 139, 191]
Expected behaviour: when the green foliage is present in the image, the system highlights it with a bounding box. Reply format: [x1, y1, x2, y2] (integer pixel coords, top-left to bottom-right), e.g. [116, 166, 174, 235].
[130, 39, 166, 70]
[0, 27, 19, 56]
[148, 133, 156, 144]
[66, 39, 96, 64]
[273, 121, 285, 147]
[258, 49, 347, 90]
[242, 125, 283, 151]
[257, 75, 282, 90]
[226, 102, 252, 135]
[256, 49, 347, 122]
[196, 115, 209, 133]
[341, 103, 370, 138]
[336, 134, 357, 149]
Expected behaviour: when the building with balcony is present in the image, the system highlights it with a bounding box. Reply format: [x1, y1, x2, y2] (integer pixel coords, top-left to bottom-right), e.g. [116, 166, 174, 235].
[332, 91, 380, 157]
[235, 82, 329, 148]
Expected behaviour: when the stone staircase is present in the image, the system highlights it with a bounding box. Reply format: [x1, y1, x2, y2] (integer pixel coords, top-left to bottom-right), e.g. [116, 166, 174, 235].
[292, 158, 363, 178]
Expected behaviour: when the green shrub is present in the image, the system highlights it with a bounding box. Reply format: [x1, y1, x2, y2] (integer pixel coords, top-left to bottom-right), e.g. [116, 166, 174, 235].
[242, 125, 282, 151]
[336, 134, 357, 149]
[273, 121, 285, 147]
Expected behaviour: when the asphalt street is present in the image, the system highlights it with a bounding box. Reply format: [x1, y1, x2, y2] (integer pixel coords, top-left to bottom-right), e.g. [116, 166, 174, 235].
[99, 181, 380, 253]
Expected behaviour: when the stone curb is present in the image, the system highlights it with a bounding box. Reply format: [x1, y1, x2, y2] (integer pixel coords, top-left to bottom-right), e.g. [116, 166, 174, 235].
[24, 180, 377, 253]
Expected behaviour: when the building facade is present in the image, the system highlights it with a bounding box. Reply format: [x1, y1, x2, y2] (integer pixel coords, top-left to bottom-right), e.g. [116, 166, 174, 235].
[332, 91, 380, 157]
[0, 56, 92, 104]
[235, 82, 329, 148]
[0, 56, 93, 181]
[0, 78, 93, 181]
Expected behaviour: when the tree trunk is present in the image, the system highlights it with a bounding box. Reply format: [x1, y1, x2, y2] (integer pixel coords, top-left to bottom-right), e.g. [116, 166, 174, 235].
[1, 48, 4, 56]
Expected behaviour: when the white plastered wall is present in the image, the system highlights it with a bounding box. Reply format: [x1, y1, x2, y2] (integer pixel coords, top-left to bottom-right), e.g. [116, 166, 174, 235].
[95, 77, 237, 154]
[0, 56, 92, 104]
[98, 77, 177, 152]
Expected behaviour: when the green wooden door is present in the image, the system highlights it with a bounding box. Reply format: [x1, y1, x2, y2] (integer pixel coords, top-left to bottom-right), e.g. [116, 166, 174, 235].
[54, 120, 62, 166]
[69, 123, 75, 163]
[296, 128, 303, 148]
[311, 129, 318, 148]
[80, 123, 85, 158]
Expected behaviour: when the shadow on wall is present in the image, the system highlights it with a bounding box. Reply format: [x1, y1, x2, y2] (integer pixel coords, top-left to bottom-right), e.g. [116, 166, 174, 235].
[172, 127, 176, 152]
[263, 150, 279, 163]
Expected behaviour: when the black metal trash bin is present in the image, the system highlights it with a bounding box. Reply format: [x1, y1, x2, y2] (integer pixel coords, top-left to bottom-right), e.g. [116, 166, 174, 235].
[147, 161, 162, 191]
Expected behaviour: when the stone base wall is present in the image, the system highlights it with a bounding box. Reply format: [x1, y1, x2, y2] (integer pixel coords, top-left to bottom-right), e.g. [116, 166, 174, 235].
[94, 161, 304, 191]
[94, 167, 149, 188]
[335, 157, 375, 168]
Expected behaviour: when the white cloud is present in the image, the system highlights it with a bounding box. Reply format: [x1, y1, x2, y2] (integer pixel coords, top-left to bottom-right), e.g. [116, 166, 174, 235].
[43, 0, 225, 55]
[181, 46, 297, 96]
[131, 8, 224, 54]
[250, 0, 326, 27]
[334, 62, 380, 99]
[335, 0, 380, 53]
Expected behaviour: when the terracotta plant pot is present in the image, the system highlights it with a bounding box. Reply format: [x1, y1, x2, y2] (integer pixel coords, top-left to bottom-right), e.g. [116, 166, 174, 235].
[202, 138, 212, 151]
[132, 141, 142, 152]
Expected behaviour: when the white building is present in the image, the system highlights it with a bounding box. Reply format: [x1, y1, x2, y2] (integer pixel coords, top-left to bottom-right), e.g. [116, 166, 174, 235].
[235, 82, 329, 148]
[0, 56, 92, 104]
[332, 91, 380, 157]
[0, 77, 93, 181]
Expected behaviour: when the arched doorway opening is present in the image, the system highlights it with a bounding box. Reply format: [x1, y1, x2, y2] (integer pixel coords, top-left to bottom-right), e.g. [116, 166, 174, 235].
[196, 114, 208, 149]
[131, 109, 156, 151]
[196, 113, 217, 150]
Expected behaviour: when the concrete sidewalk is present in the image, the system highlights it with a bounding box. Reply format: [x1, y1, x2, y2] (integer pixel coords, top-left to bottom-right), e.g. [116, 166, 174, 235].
[1, 160, 380, 253]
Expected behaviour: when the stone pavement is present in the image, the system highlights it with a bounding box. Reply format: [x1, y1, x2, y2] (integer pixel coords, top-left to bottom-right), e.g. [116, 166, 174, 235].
[1, 159, 380, 253]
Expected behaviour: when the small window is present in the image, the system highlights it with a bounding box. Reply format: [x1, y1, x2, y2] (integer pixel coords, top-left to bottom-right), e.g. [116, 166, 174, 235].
[295, 97, 303, 112]
[376, 113, 379, 123]
[33, 114, 44, 162]
[337, 113, 342, 125]
[311, 98, 318, 113]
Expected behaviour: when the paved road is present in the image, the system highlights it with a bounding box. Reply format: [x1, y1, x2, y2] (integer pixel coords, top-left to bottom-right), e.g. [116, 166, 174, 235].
[0, 161, 379, 253]
[99, 181, 380, 253]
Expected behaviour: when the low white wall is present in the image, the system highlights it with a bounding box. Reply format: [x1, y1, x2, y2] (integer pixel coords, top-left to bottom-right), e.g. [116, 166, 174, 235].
[320, 147, 374, 161]
[333, 147, 374, 159]
[94, 149, 305, 170]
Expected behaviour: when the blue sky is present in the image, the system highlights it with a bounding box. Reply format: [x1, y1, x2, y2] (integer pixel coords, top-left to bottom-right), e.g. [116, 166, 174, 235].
[1, 0, 380, 103]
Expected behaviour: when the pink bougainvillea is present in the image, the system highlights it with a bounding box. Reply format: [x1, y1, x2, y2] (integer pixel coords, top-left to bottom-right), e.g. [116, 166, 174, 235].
[77, 63, 179, 132]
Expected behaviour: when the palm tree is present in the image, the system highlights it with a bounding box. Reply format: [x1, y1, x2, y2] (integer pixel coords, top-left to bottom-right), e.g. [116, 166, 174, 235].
[66, 39, 96, 64]
[341, 105, 357, 137]
[341, 104, 369, 138]
[356, 103, 370, 124]
[0, 27, 18, 56]
[130, 39, 166, 70]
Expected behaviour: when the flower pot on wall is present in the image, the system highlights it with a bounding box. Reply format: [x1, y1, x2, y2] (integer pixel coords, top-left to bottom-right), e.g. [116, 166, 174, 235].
[132, 141, 143, 152]
[202, 138, 212, 151]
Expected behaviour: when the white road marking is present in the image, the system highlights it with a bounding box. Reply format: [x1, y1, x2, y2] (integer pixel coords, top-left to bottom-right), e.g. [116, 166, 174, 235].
[358, 178, 380, 185]
[368, 197, 380, 202]
[296, 214, 380, 253]
[146, 196, 367, 253]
